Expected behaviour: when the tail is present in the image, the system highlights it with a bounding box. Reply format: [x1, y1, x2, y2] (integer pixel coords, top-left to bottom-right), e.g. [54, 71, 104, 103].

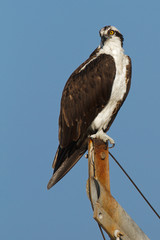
[47, 143, 87, 189]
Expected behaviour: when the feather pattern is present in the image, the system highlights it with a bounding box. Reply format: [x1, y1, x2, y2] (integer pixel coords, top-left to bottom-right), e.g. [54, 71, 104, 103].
[47, 26, 132, 189]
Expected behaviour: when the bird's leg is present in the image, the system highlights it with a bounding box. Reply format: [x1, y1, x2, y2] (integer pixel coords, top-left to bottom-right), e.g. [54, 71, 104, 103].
[90, 129, 115, 148]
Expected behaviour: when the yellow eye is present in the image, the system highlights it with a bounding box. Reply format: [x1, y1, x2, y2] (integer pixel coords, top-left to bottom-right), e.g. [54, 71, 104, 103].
[109, 30, 114, 35]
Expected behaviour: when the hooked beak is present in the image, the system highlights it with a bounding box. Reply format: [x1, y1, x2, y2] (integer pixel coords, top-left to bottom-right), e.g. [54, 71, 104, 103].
[101, 35, 108, 45]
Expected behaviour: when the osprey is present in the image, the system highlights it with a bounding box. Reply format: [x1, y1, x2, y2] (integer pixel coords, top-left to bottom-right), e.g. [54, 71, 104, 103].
[47, 25, 131, 189]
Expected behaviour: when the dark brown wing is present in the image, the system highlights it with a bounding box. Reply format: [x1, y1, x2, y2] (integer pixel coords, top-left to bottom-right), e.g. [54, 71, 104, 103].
[59, 53, 116, 147]
[47, 53, 116, 189]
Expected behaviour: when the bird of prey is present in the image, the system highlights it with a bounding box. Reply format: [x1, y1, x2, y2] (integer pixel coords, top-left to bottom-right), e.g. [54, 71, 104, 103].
[47, 25, 131, 189]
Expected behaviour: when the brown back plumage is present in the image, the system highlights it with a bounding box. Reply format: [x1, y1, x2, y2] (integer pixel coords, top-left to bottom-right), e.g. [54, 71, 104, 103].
[59, 53, 116, 147]
[47, 53, 117, 189]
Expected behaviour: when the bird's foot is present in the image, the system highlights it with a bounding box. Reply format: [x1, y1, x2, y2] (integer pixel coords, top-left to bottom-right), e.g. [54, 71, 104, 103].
[90, 130, 115, 148]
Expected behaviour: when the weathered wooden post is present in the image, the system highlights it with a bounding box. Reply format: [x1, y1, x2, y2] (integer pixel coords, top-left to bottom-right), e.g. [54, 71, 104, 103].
[86, 138, 150, 240]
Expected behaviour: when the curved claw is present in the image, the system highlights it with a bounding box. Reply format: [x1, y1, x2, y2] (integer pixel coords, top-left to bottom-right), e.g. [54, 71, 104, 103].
[90, 130, 115, 148]
[109, 142, 115, 149]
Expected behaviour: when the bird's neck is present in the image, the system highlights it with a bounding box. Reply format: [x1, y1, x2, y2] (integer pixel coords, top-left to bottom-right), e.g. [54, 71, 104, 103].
[99, 38, 124, 57]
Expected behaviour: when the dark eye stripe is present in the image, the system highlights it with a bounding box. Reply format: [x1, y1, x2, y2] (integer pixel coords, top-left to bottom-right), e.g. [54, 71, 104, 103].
[115, 31, 124, 47]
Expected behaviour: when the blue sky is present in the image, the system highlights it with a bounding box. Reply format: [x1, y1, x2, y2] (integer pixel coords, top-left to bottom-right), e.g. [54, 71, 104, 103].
[1, 0, 160, 239]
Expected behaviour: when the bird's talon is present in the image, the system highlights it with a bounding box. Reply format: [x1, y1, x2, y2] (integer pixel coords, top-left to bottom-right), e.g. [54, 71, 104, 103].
[109, 142, 115, 148]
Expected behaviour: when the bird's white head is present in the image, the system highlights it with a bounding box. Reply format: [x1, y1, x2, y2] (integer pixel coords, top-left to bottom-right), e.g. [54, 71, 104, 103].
[99, 26, 124, 48]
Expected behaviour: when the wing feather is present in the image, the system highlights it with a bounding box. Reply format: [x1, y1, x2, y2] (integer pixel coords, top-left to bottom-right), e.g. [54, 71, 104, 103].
[59, 54, 116, 147]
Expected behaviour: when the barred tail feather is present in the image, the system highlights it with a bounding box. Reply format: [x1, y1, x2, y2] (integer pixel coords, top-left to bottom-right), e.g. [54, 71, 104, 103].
[47, 144, 87, 189]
